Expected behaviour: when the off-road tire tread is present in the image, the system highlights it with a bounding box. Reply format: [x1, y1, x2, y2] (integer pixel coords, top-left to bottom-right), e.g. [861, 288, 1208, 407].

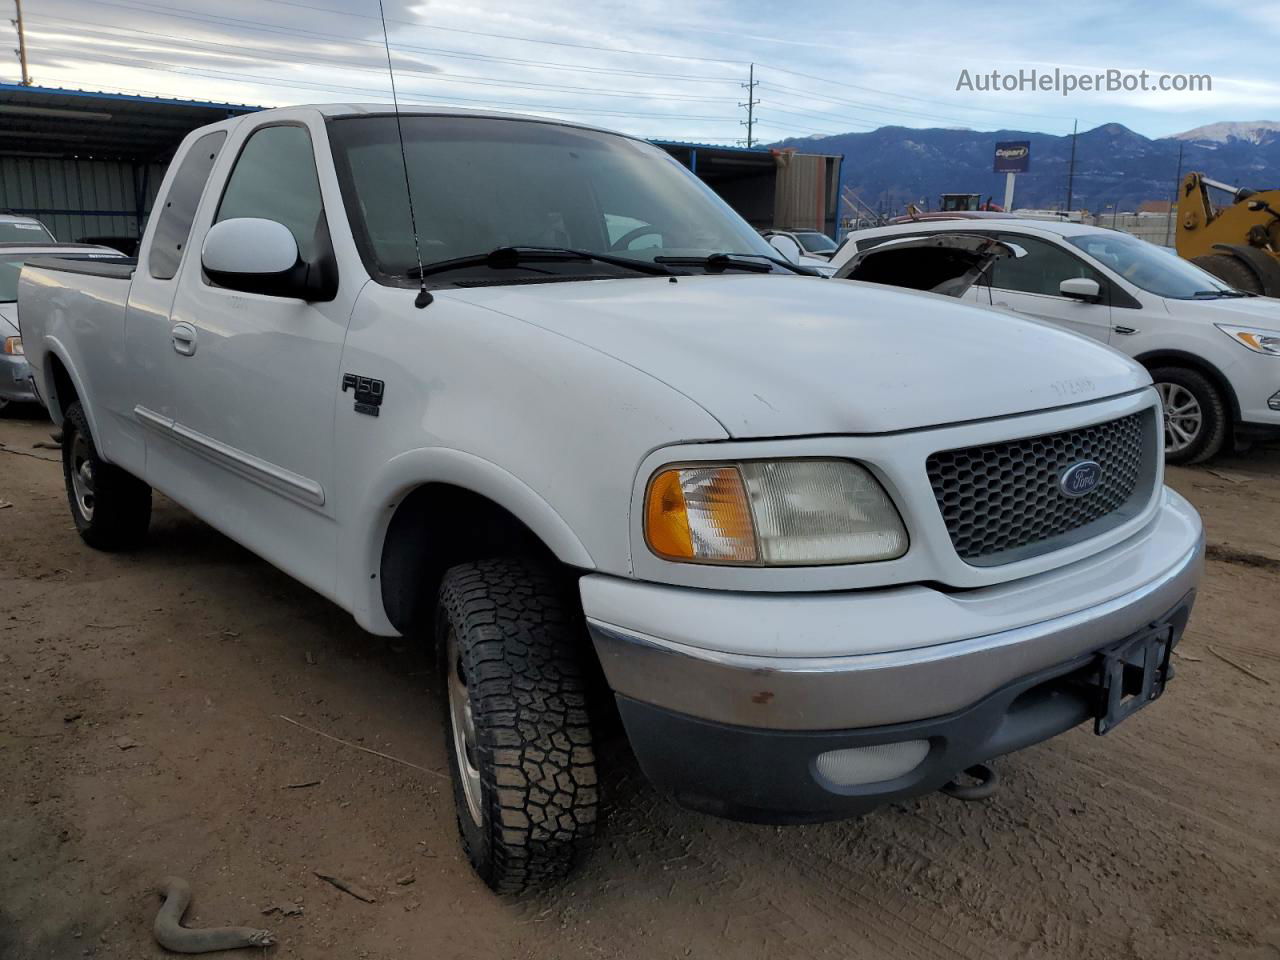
[1149, 365, 1228, 465]
[437, 558, 597, 894]
[61, 401, 152, 550]
[1190, 253, 1264, 295]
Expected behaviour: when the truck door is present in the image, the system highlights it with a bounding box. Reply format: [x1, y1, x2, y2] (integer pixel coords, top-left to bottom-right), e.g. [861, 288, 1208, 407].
[150, 118, 358, 597]
[122, 128, 228, 474]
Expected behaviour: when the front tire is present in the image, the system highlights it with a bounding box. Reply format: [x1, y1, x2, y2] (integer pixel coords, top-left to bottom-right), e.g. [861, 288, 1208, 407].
[61, 401, 152, 550]
[436, 558, 598, 894]
[1150, 366, 1228, 465]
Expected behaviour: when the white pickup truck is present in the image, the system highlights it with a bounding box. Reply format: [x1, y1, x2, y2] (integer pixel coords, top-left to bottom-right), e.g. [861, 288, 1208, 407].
[19, 104, 1204, 893]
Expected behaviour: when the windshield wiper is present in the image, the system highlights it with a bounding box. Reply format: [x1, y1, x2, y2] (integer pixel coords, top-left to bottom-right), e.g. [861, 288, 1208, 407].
[654, 252, 818, 276]
[1190, 289, 1250, 298]
[406, 246, 677, 280]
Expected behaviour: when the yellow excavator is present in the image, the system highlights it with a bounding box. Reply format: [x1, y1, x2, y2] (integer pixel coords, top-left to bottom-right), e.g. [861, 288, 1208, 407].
[1176, 172, 1280, 296]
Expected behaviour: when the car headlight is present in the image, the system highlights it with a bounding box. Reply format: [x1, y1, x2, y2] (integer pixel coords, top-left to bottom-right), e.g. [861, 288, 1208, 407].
[2, 336, 21, 356]
[1215, 324, 1280, 357]
[644, 459, 908, 565]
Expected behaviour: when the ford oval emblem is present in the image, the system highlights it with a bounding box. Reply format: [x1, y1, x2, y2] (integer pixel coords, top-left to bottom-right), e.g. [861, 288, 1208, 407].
[1059, 460, 1102, 498]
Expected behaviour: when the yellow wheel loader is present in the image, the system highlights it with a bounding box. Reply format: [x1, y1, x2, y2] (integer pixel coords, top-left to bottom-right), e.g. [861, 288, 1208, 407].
[1176, 172, 1280, 296]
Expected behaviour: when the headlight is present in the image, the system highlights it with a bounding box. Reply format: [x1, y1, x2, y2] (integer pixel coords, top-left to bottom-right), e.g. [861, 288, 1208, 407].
[644, 459, 908, 566]
[1215, 324, 1280, 357]
[2, 336, 20, 356]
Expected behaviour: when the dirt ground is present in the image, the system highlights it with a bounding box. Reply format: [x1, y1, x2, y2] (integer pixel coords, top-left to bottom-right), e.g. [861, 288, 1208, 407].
[1, 408, 1278, 960]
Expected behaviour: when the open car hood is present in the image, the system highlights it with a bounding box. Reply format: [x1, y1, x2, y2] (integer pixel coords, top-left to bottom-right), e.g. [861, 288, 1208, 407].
[834, 233, 1022, 297]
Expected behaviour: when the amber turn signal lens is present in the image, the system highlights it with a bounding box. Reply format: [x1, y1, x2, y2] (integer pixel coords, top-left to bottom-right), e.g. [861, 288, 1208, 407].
[644, 466, 757, 563]
[646, 468, 694, 559]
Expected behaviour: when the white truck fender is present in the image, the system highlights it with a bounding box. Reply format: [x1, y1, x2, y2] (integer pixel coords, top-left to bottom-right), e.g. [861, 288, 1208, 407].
[347, 445, 596, 635]
[39, 335, 97, 435]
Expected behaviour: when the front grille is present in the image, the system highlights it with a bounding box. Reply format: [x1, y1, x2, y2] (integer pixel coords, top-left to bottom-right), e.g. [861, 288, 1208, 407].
[926, 408, 1157, 566]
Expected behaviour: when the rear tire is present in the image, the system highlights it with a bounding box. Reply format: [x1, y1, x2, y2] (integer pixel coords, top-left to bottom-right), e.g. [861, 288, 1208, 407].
[1190, 253, 1264, 295]
[1149, 366, 1228, 465]
[436, 557, 598, 894]
[61, 401, 152, 550]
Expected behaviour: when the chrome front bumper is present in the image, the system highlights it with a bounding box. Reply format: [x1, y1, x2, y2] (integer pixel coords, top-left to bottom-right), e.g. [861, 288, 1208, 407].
[583, 487, 1204, 732]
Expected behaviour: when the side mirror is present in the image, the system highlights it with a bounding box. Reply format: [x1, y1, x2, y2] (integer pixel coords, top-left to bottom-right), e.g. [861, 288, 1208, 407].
[768, 234, 803, 264]
[1060, 277, 1101, 302]
[202, 218, 310, 299]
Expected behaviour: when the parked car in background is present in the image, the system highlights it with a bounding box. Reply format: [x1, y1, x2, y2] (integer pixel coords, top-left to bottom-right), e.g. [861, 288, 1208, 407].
[761, 229, 839, 275]
[833, 218, 1280, 464]
[20, 105, 1203, 893]
[0, 214, 56, 244]
[0, 242, 126, 408]
[76, 235, 141, 257]
[834, 233, 1023, 297]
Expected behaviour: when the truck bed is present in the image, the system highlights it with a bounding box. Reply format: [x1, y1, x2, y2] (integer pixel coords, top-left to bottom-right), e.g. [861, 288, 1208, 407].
[22, 256, 136, 280]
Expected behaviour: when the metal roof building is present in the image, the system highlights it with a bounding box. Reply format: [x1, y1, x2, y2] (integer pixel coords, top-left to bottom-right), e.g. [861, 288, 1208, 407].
[0, 83, 257, 242]
[654, 141, 843, 238]
[0, 84, 842, 244]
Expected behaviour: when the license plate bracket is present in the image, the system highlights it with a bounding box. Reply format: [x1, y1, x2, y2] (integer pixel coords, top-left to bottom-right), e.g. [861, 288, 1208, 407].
[1094, 625, 1175, 735]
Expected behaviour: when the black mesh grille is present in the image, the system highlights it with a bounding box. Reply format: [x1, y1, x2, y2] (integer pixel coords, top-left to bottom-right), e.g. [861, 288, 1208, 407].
[926, 409, 1156, 566]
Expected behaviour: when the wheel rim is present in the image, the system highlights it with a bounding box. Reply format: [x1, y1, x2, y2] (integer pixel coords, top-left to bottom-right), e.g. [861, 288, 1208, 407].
[70, 432, 96, 521]
[445, 626, 483, 827]
[1155, 382, 1202, 454]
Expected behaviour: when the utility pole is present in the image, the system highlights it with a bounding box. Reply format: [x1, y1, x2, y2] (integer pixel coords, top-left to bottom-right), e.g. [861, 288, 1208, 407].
[739, 63, 759, 148]
[1064, 119, 1078, 214]
[1164, 141, 1184, 247]
[12, 0, 30, 86]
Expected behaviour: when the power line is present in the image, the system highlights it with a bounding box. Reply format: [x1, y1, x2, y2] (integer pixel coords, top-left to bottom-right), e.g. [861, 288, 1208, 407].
[760, 80, 1040, 130]
[29, 19, 740, 103]
[30, 10, 739, 85]
[757, 61, 1076, 121]
[48, 49, 741, 123]
[48, 0, 747, 67]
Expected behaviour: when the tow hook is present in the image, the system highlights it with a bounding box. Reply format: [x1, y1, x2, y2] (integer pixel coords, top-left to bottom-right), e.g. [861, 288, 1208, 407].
[940, 762, 1000, 802]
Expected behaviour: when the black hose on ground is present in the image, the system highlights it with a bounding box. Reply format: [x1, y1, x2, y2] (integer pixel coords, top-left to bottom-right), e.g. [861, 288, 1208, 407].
[153, 877, 275, 954]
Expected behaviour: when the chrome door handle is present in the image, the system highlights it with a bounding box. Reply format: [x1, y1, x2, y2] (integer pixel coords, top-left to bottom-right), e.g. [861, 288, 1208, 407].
[171, 322, 197, 356]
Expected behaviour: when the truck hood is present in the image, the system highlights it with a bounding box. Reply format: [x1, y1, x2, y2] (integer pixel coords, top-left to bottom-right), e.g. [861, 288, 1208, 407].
[0, 303, 16, 337]
[446, 275, 1150, 437]
[1164, 293, 1280, 331]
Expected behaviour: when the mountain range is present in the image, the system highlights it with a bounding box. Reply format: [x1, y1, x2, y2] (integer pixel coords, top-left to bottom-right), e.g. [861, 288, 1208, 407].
[772, 121, 1280, 215]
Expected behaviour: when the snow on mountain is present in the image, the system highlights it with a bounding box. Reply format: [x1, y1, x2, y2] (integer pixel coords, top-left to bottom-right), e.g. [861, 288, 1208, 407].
[1172, 121, 1280, 145]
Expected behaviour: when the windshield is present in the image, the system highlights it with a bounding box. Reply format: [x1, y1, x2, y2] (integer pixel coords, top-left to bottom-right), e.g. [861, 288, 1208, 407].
[795, 232, 837, 253]
[326, 115, 780, 283]
[0, 253, 124, 302]
[1066, 231, 1236, 299]
[0, 220, 56, 243]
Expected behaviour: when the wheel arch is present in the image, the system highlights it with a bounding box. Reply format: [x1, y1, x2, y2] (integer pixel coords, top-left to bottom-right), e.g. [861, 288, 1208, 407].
[1134, 349, 1241, 423]
[41, 342, 94, 431]
[351, 447, 596, 637]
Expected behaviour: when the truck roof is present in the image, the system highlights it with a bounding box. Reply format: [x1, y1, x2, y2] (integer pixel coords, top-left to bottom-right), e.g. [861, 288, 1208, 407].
[211, 102, 637, 142]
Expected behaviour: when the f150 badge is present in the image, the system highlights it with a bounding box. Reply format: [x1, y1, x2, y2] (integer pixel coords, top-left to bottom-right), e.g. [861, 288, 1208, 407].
[341, 373, 385, 417]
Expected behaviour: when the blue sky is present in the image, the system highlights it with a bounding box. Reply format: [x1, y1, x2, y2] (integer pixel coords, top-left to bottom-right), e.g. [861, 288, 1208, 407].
[5, 0, 1277, 142]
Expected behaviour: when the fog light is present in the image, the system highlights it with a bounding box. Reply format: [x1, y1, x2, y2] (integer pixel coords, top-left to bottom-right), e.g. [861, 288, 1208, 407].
[815, 740, 930, 787]
[1268, 390, 1280, 412]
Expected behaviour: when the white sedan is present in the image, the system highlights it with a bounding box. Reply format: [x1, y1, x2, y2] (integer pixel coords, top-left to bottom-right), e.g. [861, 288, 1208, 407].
[832, 218, 1280, 463]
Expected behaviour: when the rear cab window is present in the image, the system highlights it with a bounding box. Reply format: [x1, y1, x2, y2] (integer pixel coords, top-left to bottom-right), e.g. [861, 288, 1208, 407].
[149, 130, 228, 280]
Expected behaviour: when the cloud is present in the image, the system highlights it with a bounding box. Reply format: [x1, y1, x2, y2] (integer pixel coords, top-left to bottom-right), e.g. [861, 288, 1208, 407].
[9, 0, 1280, 140]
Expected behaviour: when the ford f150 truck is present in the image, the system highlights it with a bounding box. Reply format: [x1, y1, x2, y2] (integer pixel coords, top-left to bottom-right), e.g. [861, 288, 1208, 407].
[19, 105, 1204, 894]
